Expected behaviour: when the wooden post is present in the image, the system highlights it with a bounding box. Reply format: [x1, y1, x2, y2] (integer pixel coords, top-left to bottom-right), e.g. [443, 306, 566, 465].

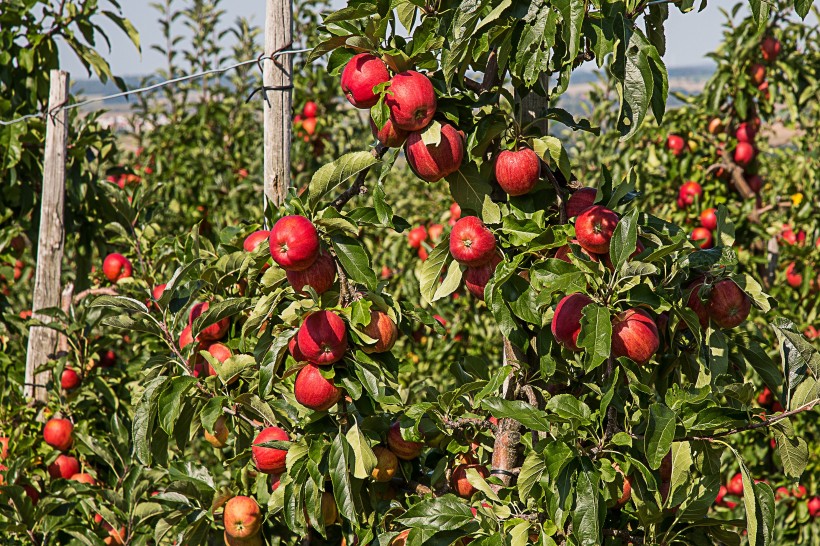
[263, 0, 294, 206]
[25, 70, 69, 403]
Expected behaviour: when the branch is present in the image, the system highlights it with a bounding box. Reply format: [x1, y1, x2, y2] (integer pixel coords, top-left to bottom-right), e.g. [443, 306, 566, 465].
[544, 168, 568, 223]
[603, 528, 644, 544]
[72, 287, 118, 305]
[391, 477, 432, 496]
[444, 417, 497, 433]
[224, 405, 264, 430]
[331, 145, 387, 210]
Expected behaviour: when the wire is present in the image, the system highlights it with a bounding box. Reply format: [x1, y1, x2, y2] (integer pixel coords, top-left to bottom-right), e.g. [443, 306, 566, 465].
[0, 47, 310, 127]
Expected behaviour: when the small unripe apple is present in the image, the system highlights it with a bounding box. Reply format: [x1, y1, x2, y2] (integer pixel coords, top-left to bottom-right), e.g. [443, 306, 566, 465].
[494, 148, 540, 196]
[252, 426, 289, 474]
[387, 422, 424, 460]
[690, 227, 713, 249]
[551, 293, 593, 351]
[727, 473, 744, 496]
[785, 262, 803, 288]
[286, 250, 336, 295]
[340, 53, 390, 109]
[371, 446, 399, 482]
[204, 415, 229, 448]
[297, 310, 348, 365]
[407, 226, 428, 248]
[269, 216, 320, 271]
[405, 122, 465, 182]
[700, 208, 718, 231]
[294, 364, 341, 411]
[707, 117, 724, 134]
[102, 253, 132, 283]
[708, 279, 751, 329]
[677, 181, 702, 208]
[223, 495, 262, 539]
[48, 454, 80, 479]
[189, 302, 230, 342]
[302, 101, 318, 118]
[70, 472, 96, 485]
[449, 217, 496, 267]
[386, 71, 437, 131]
[243, 230, 270, 253]
[464, 253, 502, 299]
[566, 187, 597, 218]
[361, 309, 398, 354]
[749, 63, 766, 86]
[666, 134, 685, 156]
[735, 122, 757, 143]
[610, 308, 660, 365]
[734, 142, 755, 166]
[575, 206, 619, 254]
[43, 418, 73, 451]
[370, 118, 409, 148]
[760, 36, 781, 63]
[450, 464, 490, 498]
[320, 491, 338, 524]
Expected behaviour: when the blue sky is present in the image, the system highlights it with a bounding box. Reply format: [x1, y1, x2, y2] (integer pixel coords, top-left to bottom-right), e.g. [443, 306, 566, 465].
[57, 1, 814, 77]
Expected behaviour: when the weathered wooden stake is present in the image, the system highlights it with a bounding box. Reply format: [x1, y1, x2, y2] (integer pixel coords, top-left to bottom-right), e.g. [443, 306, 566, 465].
[25, 70, 69, 403]
[263, 0, 294, 206]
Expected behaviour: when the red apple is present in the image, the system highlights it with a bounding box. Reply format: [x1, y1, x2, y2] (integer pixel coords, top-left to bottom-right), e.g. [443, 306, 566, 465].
[786, 262, 803, 288]
[98, 349, 117, 368]
[746, 174, 763, 193]
[734, 142, 755, 166]
[449, 217, 496, 267]
[269, 216, 320, 271]
[678, 181, 702, 208]
[361, 309, 398, 354]
[566, 187, 597, 218]
[303, 117, 317, 137]
[386, 71, 437, 131]
[700, 208, 718, 231]
[387, 422, 424, 460]
[708, 117, 724, 135]
[575, 206, 619, 254]
[427, 223, 444, 242]
[610, 308, 660, 365]
[407, 226, 428, 248]
[179, 325, 194, 350]
[758, 387, 774, 407]
[418, 247, 428, 261]
[289, 335, 305, 361]
[749, 63, 766, 86]
[551, 293, 593, 351]
[0, 437, 7, 459]
[61, 368, 81, 390]
[666, 134, 685, 156]
[808, 496, 820, 518]
[152, 283, 167, 302]
[793, 485, 807, 498]
[760, 36, 781, 63]
[252, 426, 289, 474]
[450, 202, 462, 223]
[405, 122, 464, 182]
[340, 53, 390, 109]
[102, 253, 132, 282]
[189, 301, 230, 342]
[735, 122, 757, 143]
[70, 473, 96, 485]
[450, 464, 490, 498]
[727, 473, 744, 496]
[691, 227, 713, 249]
[244, 230, 270, 253]
[48, 454, 80, 479]
[708, 279, 751, 329]
[302, 101, 318, 118]
[286, 250, 336, 295]
[370, 118, 409, 148]
[686, 282, 709, 328]
[294, 364, 341, 411]
[205, 342, 232, 376]
[224, 495, 262, 539]
[43, 418, 73, 451]
[464, 253, 502, 299]
[23, 485, 39, 505]
[494, 148, 540, 196]
[297, 310, 348, 365]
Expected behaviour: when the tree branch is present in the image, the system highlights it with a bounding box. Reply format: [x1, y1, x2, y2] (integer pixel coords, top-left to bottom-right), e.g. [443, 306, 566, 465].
[72, 287, 118, 305]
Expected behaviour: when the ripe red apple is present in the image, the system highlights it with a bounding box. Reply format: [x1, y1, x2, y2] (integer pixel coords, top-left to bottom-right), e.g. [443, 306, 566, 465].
[361, 309, 398, 354]
[734, 142, 755, 167]
[385, 71, 437, 131]
[43, 418, 74, 451]
[780, 226, 806, 246]
[700, 208, 718, 231]
[785, 262, 803, 288]
[340, 53, 390, 109]
[405, 122, 464, 182]
[286, 250, 336, 295]
[370, 118, 409, 148]
[70, 473, 96, 485]
[302, 101, 318, 118]
[418, 247, 429, 261]
[808, 496, 820, 518]
[735, 122, 757, 143]
[152, 283, 167, 302]
[294, 364, 341, 411]
[449, 216, 496, 266]
[289, 335, 305, 361]
[708, 117, 724, 135]
[102, 253, 132, 282]
[757, 387, 774, 407]
[450, 464, 490, 498]
[48, 454, 80, 479]
[575, 206, 619, 254]
[566, 187, 597, 218]
[760, 36, 781, 63]
[204, 415, 229, 448]
[244, 230, 270, 253]
[387, 422, 424, 460]
[610, 309, 660, 365]
[252, 426, 289, 474]
[449, 202, 462, 223]
[98, 349, 117, 368]
[302, 117, 317, 137]
[297, 310, 348, 365]
[224, 495, 262, 539]
[0, 437, 8, 460]
[727, 473, 744, 496]
[678, 181, 702, 208]
[61, 368, 81, 390]
[494, 148, 540, 196]
[205, 342, 232, 376]
[793, 484, 807, 498]
[708, 279, 751, 329]
[427, 223, 444, 242]
[551, 293, 593, 351]
[269, 215, 320, 271]
[464, 253, 502, 299]
[189, 301, 230, 342]
[749, 63, 766, 86]
[179, 325, 194, 350]
[666, 134, 685, 156]
[690, 227, 713, 249]
[746, 174, 763, 193]
[23, 484, 39, 505]
[407, 226, 427, 248]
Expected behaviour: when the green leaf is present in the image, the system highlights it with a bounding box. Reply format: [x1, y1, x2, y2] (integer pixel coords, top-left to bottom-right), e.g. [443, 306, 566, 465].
[419, 236, 461, 304]
[518, 451, 547, 500]
[447, 162, 493, 214]
[329, 434, 358, 525]
[532, 135, 571, 181]
[774, 432, 808, 478]
[465, 466, 501, 502]
[609, 209, 638, 271]
[419, 120, 442, 146]
[546, 394, 592, 424]
[192, 298, 248, 340]
[398, 496, 476, 531]
[481, 398, 551, 431]
[308, 152, 379, 208]
[576, 304, 612, 372]
[346, 423, 377, 480]
[157, 377, 199, 436]
[331, 235, 378, 290]
[572, 459, 603, 546]
[644, 403, 676, 470]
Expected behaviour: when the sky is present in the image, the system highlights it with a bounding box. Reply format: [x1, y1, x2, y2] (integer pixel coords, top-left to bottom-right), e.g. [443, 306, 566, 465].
[56, 0, 814, 78]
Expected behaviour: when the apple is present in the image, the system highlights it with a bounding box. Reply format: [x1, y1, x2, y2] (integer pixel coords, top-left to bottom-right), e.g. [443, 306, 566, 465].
[746, 174, 763, 193]
[224, 531, 263, 546]
[749, 63, 766, 86]
[391, 530, 411, 546]
[361, 309, 398, 354]
[43, 418, 73, 451]
[370, 118, 409, 148]
[566, 187, 597, 218]
[780, 226, 806, 246]
[98, 349, 117, 368]
[371, 446, 399, 482]
[70, 473, 96, 485]
[286, 250, 336, 295]
[793, 484, 807, 498]
[23, 484, 39, 505]
[575, 206, 619, 254]
[450, 464, 490, 498]
[678, 181, 702, 209]
[179, 325, 194, 350]
[757, 387, 774, 407]
[666, 134, 685, 156]
[387, 422, 424, 460]
[449, 216, 496, 267]
[405, 122, 464, 182]
[320, 491, 338, 524]
[708, 279, 751, 328]
[252, 426, 289, 474]
[735, 122, 757, 143]
[716, 485, 729, 505]
[289, 335, 305, 361]
[727, 473, 744, 496]
[269, 215, 320, 271]
[734, 142, 755, 166]
[450, 202, 462, 223]
[611, 309, 660, 365]
[297, 310, 348, 365]
[786, 262, 803, 288]
[551, 293, 593, 351]
[61, 368, 81, 390]
[204, 415, 229, 448]
[152, 283, 167, 303]
[340, 53, 390, 109]
[690, 227, 713, 249]
[48, 454, 80, 479]
[0, 436, 8, 459]
[708, 117, 724, 134]
[494, 148, 540, 196]
[760, 36, 781, 63]
[808, 496, 820, 518]
[205, 342, 232, 377]
[294, 364, 341, 411]
[244, 230, 270, 253]
[102, 253, 132, 282]
[385, 71, 437, 131]
[302, 101, 318, 118]
[427, 223, 444, 242]
[700, 208, 718, 231]
[302, 117, 317, 137]
[189, 301, 230, 342]
[407, 226, 427, 248]
[464, 253, 502, 299]
[224, 495, 262, 539]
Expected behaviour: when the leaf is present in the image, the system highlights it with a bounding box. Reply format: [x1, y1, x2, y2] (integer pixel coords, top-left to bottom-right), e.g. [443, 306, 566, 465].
[644, 403, 676, 469]
[447, 162, 493, 214]
[329, 434, 358, 525]
[532, 135, 571, 181]
[419, 236, 461, 304]
[191, 299, 248, 340]
[576, 304, 612, 372]
[91, 295, 151, 315]
[331, 235, 378, 290]
[518, 451, 547, 500]
[346, 423, 377, 480]
[398, 496, 476, 531]
[465, 466, 501, 502]
[308, 152, 379, 208]
[419, 120, 442, 146]
[609, 209, 638, 271]
[546, 394, 592, 424]
[481, 398, 551, 431]
[572, 459, 603, 546]
[157, 377, 199, 436]
[774, 432, 808, 478]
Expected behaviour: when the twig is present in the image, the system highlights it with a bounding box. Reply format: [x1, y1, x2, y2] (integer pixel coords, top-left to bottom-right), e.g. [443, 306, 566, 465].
[331, 145, 387, 210]
[603, 528, 645, 544]
[443, 417, 497, 433]
[72, 286, 118, 304]
[544, 168, 568, 223]
[391, 477, 432, 496]
[224, 406, 264, 430]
